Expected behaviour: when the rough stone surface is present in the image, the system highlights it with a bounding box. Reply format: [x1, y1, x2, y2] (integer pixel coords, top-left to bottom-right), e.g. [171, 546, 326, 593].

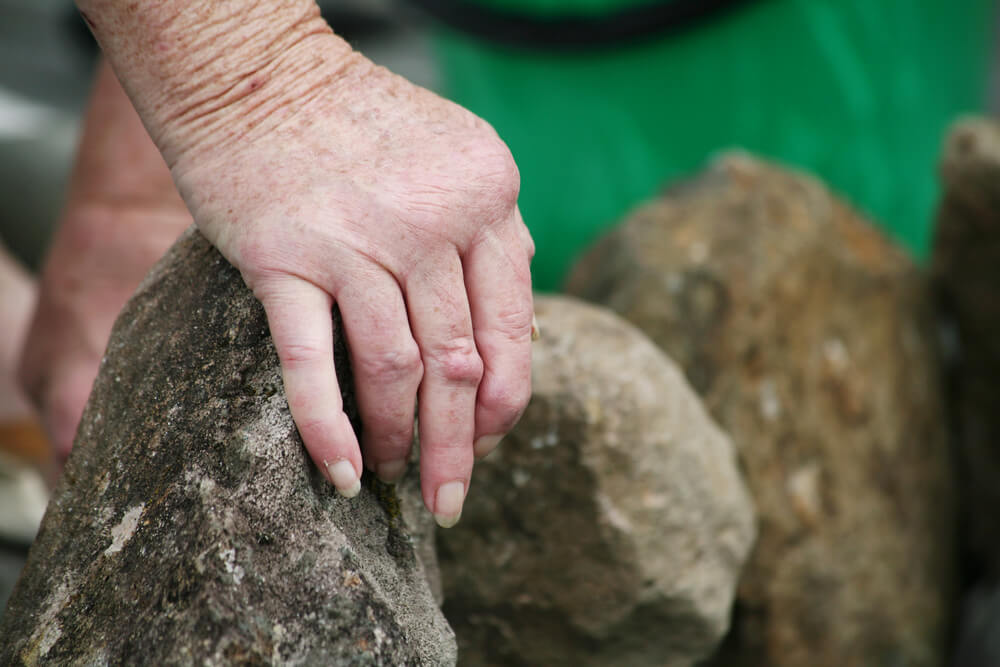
[566, 153, 956, 667]
[0, 228, 455, 665]
[438, 295, 756, 667]
[932, 116, 1000, 576]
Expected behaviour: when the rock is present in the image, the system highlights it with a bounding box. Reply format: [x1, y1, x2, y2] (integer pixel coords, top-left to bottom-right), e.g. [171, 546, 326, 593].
[437, 295, 756, 667]
[566, 153, 956, 666]
[953, 580, 1000, 667]
[931, 116, 1000, 575]
[0, 228, 455, 665]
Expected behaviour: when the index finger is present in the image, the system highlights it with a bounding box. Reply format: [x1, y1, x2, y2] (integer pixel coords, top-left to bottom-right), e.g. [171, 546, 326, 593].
[255, 276, 362, 497]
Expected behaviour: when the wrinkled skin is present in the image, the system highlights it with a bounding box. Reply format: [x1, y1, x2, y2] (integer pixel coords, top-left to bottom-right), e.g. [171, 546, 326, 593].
[173, 54, 534, 522]
[24, 2, 534, 526]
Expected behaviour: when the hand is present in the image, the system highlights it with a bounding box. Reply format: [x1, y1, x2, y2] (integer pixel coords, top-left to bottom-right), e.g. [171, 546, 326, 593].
[169, 49, 534, 526]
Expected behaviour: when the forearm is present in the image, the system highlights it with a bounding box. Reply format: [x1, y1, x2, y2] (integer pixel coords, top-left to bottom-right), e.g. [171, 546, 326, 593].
[75, 0, 358, 169]
[68, 58, 182, 211]
[36, 56, 194, 333]
[19, 59, 195, 466]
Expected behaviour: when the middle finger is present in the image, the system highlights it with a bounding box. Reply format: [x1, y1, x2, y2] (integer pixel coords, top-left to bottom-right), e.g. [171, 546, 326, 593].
[337, 267, 423, 484]
[404, 251, 482, 527]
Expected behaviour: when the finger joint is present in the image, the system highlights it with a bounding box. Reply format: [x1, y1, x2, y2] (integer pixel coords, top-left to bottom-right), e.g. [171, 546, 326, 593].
[427, 337, 484, 386]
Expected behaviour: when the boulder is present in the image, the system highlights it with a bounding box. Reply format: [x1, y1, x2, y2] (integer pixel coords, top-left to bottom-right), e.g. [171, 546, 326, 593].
[438, 295, 756, 667]
[0, 228, 455, 665]
[566, 153, 956, 666]
[931, 116, 1000, 575]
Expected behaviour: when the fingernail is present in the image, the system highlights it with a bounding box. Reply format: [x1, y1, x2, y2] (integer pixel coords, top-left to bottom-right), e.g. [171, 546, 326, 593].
[377, 459, 408, 483]
[325, 459, 361, 498]
[434, 481, 465, 528]
[474, 434, 503, 459]
[531, 314, 541, 341]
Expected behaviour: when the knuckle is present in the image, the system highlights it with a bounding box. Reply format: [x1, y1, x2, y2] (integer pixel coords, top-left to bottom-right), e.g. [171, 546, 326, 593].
[480, 376, 532, 426]
[461, 138, 520, 218]
[428, 337, 484, 386]
[234, 230, 297, 292]
[234, 231, 275, 275]
[481, 143, 521, 209]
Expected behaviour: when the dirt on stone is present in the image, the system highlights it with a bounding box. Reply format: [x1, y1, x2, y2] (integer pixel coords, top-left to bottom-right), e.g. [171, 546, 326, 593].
[0, 228, 454, 666]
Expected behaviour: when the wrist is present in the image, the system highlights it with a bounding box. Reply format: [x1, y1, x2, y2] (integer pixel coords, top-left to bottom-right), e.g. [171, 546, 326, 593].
[77, 1, 359, 167]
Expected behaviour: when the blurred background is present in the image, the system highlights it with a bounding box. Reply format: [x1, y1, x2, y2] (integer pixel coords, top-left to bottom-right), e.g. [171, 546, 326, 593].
[1, 0, 999, 651]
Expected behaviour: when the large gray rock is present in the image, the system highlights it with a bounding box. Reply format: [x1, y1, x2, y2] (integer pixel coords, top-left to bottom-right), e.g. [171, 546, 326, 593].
[438, 295, 756, 667]
[0, 228, 455, 665]
[566, 154, 957, 666]
[932, 116, 1000, 575]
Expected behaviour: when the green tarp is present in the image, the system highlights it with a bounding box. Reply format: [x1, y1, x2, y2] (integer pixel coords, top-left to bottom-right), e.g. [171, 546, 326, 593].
[432, 0, 994, 289]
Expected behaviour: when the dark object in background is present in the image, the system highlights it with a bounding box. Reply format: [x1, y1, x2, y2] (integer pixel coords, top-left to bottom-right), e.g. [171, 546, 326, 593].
[930, 117, 1000, 667]
[566, 153, 956, 667]
[406, 0, 757, 50]
[0, 228, 453, 665]
[932, 116, 1000, 581]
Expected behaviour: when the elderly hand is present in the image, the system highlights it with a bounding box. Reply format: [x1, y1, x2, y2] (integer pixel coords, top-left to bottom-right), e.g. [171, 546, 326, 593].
[80, 1, 534, 526]
[176, 56, 533, 527]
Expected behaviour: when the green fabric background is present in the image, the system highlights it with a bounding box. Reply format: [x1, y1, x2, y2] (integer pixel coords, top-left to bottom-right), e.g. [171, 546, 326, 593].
[433, 0, 995, 290]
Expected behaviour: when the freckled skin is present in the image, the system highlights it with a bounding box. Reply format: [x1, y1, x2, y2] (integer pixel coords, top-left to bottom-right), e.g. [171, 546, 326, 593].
[32, 0, 535, 522]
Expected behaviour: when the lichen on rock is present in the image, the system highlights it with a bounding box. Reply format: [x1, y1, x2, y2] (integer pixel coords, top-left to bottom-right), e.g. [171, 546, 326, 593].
[0, 228, 454, 665]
